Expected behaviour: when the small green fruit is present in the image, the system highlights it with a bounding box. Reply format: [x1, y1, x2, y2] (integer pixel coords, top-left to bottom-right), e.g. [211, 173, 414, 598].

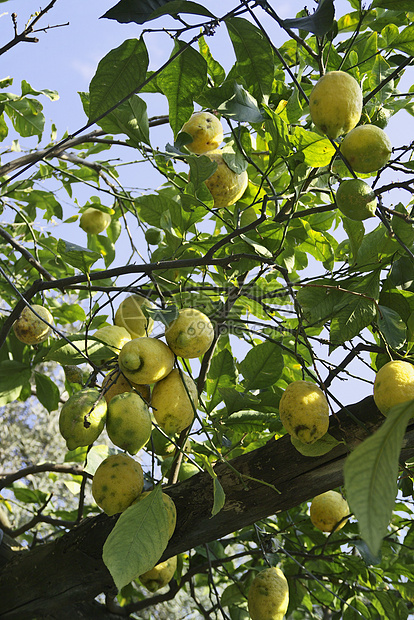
[335, 179, 378, 221]
[59, 388, 107, 451]
[145, 228, 163, 245]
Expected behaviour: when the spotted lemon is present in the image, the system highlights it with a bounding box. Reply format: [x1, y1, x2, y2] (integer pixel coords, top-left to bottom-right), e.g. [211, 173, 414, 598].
[279, 380, 329, 444]
[204, 149, 248, 208]
[181, 111, 223, 154]
[340, 125, 392, 173]
[101, 369, 150, 404]
[247, 566, 289, 620]
[91, 453, 144, 516]
[139, 555, 177, 592]
[106, 391, 152, 454]
[165, 308, 214, 359]
[13, 304, 53, 345]
[59, 388, 107, 451]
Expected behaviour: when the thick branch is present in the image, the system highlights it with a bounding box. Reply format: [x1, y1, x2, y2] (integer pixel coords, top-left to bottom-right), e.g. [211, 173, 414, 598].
[1, 396, 414, 618]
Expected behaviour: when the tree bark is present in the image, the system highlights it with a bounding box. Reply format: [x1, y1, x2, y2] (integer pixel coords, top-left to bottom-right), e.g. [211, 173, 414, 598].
[1, 396, 414, 619]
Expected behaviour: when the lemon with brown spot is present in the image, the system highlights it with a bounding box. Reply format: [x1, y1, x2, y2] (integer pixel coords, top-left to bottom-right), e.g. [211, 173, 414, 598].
[247, 566, 289, 620]
[118, 337, 175, 385]
[310, 490, 350, 532]
[114, 294, 154, 338]
[13, 304, 54, 345]
[165, 308, 214, 359]
[59, 388, 107, 451]
[279, 380, 329, 444]
[181, 111, 223, 154]
[91, 453, 144, 516]
[374, 359, 414, 416]
[139, 556, 177, 592]
[106, 391, 152, 455]
[204, 149, 248, 208]
[152, 369, 198, 435]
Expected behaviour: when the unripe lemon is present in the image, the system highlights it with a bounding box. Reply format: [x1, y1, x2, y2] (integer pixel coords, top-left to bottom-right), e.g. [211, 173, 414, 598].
[373, 360, 414, 416]
[165, 308, 214, 359]
[279, 380, 329, 444]
[152, 368, 198, 435]
[118, 337, 175, 385]
[310, 490, 349, 532]
[145, 227, 163, 245]
[134, 490, 177, 539]
[139, 555, 177, 592]
[114, 294, 154, 338]
[340, 125, 392, 173]
[247, 566, 289, 620]
[79, 207, 111, 234]
[101, 369, 150, 404]
[59, 388, 107, 451]
[204, 150, 248, 208]
[91, 453, 144, 516]
[181, 111, 223, 154]
[13, 304, 53, 345]
[309, 70, 363, 139]
[92, 325, 131, 362]
[106, 391, 152, 454]
[335, 178, 378, 221]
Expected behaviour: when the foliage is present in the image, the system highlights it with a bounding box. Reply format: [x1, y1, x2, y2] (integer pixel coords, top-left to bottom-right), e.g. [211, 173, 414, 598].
[1, 0, 414, 618]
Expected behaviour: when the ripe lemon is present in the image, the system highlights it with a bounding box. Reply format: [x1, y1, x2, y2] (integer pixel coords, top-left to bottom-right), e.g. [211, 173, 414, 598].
[91, 453, 144, 516]
[181, 111, 223, 154]
[279, 380, 329, 444]
[335, 178, 377, 221]
[101, 369, 150, 404]
[309, 70, 363, 139]
[165, 308, 214, 359]
[106, 391, 152, 454]
[340, 125, 392, 173]
[139, 555, 177, 592]
[373, 360, 414, 416]
[92, 325, 131, 362]
[152, 368, 198, 435]
[59, 388, 107, 451]
[13, 304, 53, 345]
[114, 294, 154, 338]
[310, 490, 349, 532]
[247, 566, 289, 620]
[118, 337, 175, 385]
[135, 490, 177, 539]
[204, 149, 248, 208]
[79, 207, 111, 234]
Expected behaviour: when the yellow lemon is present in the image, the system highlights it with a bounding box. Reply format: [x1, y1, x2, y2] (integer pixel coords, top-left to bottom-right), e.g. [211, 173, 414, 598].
[79, 207, 111, 234]
[181, 111, 223, 154]
[118, 337, 175, 385]
[279, 380, 329, 444]
[59, 388, 107, 451]
[106, 391, 152, 454]
[139, 556, 177, 592]
[114, 294, 154, 338]
[13, 304, 53, 345]
[204, 150, 248, 208]
[101, 369, 150, 404]
[165, 308, 214, 359]
[91, 453, 144, 516]
[335, 178, 377, 221]
[247, 566, 289, 620]
[373, 360, 414, 416]
[309, 70, 363, 139]
[310, 490, 349, 532]
[152, 368, 198, 435]
[340, 125, 392, 173]
[135, 490, 177, 539]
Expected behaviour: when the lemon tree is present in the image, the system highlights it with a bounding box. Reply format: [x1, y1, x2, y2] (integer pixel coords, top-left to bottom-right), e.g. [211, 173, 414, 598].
[3, 1, 414, 619]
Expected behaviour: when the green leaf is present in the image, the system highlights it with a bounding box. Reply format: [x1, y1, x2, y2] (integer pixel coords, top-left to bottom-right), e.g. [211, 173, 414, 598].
[102, 0, 214, 24]
[88, 234, 116, 269]
[102, 485, 169, 591]
[157, 41, 207, 135]
[283, 0, 335, 36]
[56, 239, 101, 273]
[291, 433, 341, 457]
[239, 341, 283, 389]
[377, 305, 406, 349]
[187, 155, 218, 188]
[21, 80, 59, 101]
[344, 400, 414, 556]
[11, 483, 48, 504]
[0, 360, 31, 406]
[88, 38, 149, 121]
[290, 127, 336, 167]
[5, 98, 44, 138]
[226, 17, 275, 101]
[198, 36, 225, 86]
[206, 347, 237, 413]
[45, 334, 115, 366]
[34, 372, 60, 413]
[373, 0, 414, 10]
[386, 24, 414, 55]
[85, 445, 115, 475]
[212, 477, 226, 517]
[226, 410, 279, 432]
[217, 83, 264, 124]
[342, 217, 365, 264]
[145, 305, 178, 327]
[97, 94, 150, 146]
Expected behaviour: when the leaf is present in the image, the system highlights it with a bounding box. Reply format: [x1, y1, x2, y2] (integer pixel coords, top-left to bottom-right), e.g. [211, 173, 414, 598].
[145, 305, 178, 327]
[198, 36, 225, 86]
[97, 95, 150, 146]
[387, 24, 414, 56]
[212, 478, 226, 517]
[102, 0, 214, 24]
[0, 360, 31, 406]
[377, 305, 406, 350]
[102, 485, 169, 590]
[88, 38, 149, 121]
[282, 0, 335, 37]
[45, 334, 115, 366]
[187, 155, 218, 189]
[34, 372, 60, 413]
[344, 400, 414, 556]
[56, 239, 101, 273]
[226, 410, 279, 432]
[206, 347, 237, 413]
[291, 433, 341, 457]
[290, 127, 336, 167]
[217, 83, 264, 124]
[11, 484, 48, 504]
[21, 80, 59, 101]
[85, 445, 115, 475]
[157, 41, 207, 135]
[4, 98, 45, 138]
[239, 340, 284, 389]
[373, 0, 414, 11]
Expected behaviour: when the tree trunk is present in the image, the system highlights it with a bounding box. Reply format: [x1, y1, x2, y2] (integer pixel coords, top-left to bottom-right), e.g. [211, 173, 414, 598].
[1, 396, 414, 618]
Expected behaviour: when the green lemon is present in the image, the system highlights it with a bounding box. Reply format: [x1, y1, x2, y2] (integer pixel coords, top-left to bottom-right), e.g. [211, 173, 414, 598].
[106, 391, 152, 454]
[145, 228, 163, 245]
[340, 125, 392, 173]
[335, 179, 377, 221]
[59, 388, 107, 451]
